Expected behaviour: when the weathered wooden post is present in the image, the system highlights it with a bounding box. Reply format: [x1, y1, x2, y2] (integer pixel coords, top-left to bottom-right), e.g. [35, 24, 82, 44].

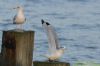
[34, 61, 70, 66]
[1, 30, 34, 66]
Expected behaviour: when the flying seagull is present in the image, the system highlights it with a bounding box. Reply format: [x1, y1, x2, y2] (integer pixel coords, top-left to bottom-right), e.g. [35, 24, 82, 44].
[13, 6, 26, 29]
[41, 19, 65, 61]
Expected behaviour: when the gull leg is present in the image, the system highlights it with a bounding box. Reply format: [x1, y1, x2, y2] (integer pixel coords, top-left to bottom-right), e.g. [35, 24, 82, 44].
[19, 24, 23, 29]
[16, 24, 19, 29]
[15, 24, 22, 30]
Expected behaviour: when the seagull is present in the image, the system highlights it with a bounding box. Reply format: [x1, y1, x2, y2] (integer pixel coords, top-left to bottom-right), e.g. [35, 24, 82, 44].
[41, 19, 65, 61]
[13, 6, 26, 29]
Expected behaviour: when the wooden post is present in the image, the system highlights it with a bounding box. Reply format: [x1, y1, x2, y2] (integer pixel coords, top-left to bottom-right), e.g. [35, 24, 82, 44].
[1, 30, 34, 66]
[34, 61, 70, 66]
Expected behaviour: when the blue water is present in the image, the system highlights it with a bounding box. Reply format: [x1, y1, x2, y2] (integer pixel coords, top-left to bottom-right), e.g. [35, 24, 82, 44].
[0, 0, 100, 64]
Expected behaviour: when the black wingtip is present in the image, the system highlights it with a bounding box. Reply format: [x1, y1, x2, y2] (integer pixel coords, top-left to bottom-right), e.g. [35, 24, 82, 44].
[41, 19, 44, 24]
[46, 22, 50, 25]
[41, 19, 50, 25]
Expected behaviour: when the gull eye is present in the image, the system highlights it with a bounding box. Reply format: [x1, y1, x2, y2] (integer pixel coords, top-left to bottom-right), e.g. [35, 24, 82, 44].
[17, 6, 20, 8]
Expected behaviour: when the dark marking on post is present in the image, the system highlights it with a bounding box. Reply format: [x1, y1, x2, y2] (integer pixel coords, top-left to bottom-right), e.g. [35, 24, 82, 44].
[1, 31, 16, 66]
[2, 32, 16, 49]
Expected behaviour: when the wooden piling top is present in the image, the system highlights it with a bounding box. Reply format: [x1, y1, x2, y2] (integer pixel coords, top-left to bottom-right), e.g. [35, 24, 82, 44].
[3, 29, 34, 33]
[34, 61, 70, 66]
[1, 30, 34, 66]
[34, 61, 69, 64]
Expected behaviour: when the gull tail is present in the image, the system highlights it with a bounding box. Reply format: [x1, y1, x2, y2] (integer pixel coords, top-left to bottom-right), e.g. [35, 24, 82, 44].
[40, 54, 49, 58]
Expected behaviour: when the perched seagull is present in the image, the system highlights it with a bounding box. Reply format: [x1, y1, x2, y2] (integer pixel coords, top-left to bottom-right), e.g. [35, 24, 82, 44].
[41, 19, 65, 61]
[13, 6, 26, 29]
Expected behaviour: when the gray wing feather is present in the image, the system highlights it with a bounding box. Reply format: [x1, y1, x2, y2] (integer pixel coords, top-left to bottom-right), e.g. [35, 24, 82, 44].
[48, 25, 60, 49]
[42, 20, 60, 53]
[13, 15, 17, 24]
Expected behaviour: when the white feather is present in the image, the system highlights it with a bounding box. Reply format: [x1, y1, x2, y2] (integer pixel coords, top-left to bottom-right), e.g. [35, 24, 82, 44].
[42, 20, 65, 61]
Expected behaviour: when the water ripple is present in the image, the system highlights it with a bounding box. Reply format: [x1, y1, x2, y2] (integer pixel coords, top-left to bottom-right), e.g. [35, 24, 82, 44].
[67, 0, 88, 2]
[85, 46, 98, 50]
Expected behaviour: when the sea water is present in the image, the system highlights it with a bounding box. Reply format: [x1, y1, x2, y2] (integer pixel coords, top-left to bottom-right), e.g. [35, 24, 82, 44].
[0, 0, 100, 65]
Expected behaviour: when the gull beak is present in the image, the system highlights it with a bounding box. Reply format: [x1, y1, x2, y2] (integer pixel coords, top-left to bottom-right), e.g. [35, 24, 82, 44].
[63, 46, 66, 49]
[13, 7, 17, 9]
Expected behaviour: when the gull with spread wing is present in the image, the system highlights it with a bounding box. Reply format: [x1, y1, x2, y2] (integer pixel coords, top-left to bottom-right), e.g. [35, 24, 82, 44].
[41, 19, 65, 61]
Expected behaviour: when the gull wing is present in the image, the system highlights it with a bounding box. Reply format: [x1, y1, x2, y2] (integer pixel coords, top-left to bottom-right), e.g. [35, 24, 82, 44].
[41, 20, 60, 53]
[47, 24, 60, 49]
[13, 15, 17, 24]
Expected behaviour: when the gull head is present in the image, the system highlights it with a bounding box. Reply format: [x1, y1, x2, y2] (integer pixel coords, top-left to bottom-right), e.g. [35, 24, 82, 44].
[17, 6, 23, 9]
[57, 46, 66, 55]
[60, 46, 66, 49]
[13, 6, 24, 11]
[58, 46, 66, 52]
